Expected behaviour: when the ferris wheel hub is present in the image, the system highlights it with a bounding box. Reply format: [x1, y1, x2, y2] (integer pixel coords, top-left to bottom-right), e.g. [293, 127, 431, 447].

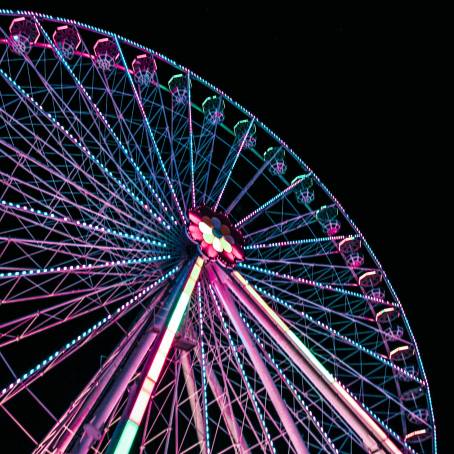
[187, 206, 245, 267]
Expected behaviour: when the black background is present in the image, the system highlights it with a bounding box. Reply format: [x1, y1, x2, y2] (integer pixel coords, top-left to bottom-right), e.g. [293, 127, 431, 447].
[2, 2, 446, 450]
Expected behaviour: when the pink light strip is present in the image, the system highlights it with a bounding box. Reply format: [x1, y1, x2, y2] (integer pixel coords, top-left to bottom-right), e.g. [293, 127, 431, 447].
[113, 257, 204, 454]
[232, 271, 402, 454]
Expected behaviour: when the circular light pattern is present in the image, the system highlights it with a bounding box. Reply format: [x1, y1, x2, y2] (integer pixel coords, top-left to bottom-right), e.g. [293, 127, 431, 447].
[188, 207, 244, 267]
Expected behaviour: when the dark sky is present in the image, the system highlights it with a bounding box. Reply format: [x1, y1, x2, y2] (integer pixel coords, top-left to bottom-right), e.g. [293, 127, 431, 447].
[2, 1, 446, 449]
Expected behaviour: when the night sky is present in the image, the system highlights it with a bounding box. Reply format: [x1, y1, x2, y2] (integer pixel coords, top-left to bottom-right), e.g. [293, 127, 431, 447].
[1, 2, 445, 450]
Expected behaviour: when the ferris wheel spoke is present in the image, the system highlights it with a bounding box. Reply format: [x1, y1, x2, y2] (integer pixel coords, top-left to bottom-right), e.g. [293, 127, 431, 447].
[151, 69, 192, 217]
[0, 60, 173, 231]
[180, 350, 207, 454]
[82, 58, 177, 226]
[204, 280, 282, 452]
[151, 65, 199, 216]
[186, 73, 196, 208]
[205, 283, 278, 452]
[243, 257, 377, 290]
[208, 265, 310, 454]
[245, 234, 357, 250]
[245, 255, 375, 273]
[254, 285, 422, 384]
[33, 275, 179, 454]
[243, 208, 320, 243]
[0, 274, 154, 348]
[235, 174, 311, 228]
[250, 276, 391, 339]
[238, 288, 420, 420]
[0, 235, 159, 260]
[33, 20, 179, 226]
[212, 119, 255, 211]
[0, 350, 58, 423]
[226, 269, 405, 453]
[109, 258, 203, 454]
[225, 157, 272, 215]
[0, 196, 166, 251]
[194, 98, 223, 206]
[0, 134, 168, 241]
[0, 251, 171, 282]
[238, 262, 395, 305]
[1, 403, 38, 446]
[235, 313, 340, 453]
[112, 35, 187, 225]
[0, 272, 177, 409]
[0, 207, 166, 265]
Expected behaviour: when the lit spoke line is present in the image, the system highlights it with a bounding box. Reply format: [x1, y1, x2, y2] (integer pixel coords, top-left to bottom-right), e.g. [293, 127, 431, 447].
[0, 267, 179, 404]
[245, 235, 357, 250]
[0, 110, 169, 240]
[180, 350, 207, 454]
[187, 72, 196, 208]
[32, 20, 177, 229]
[252, 285, 424, 388]
[0, 254, 172, 280]
[0, 80, 162, 235]
[113, 257, 204, 454]
[244, 256, 374, 274]
[147, 69, 189, 218]
[1, 404, 38, 445]
[72, 54, 176, 229]
[114, 35, 186, 225]
[243, 209, 320, 241]
[251, 277, 384, 335]
[235, 174, 310, 228]
[0, 198, 164, 248]
[237, 263, 398, 307]
[239, 313, 340, 453]
[0, 350, 58, 425]
[0, 236, 159, 257]
[209, 267, 308, 454]
[199, 98, 223, 205]
[0, 276, 155, 347]
[195, 284, 251, 451]
[0, 67, 170, 231]
[0, 140, 166, 241]
[213, 119, 254, 211]
[196, 283, 210, 452]
[225, 157, 271, 215]
[207, 283, 276, 453]
[230, 270, 403, 454]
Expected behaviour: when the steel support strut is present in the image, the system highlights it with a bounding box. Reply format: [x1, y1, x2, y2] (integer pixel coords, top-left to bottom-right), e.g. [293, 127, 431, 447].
[33, 285, 169, 454]
[208, 264, 309, 454]
[111, 257, 205, 454]
[226, 269, 402, 454]
[188, 327, 249, 454]
[181, 351, 208, 454]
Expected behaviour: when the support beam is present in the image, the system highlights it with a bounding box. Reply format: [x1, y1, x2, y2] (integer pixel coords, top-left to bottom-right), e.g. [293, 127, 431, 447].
[192, 332, 249, 454]
[208, 265, 309, 454]
[181, 351, 207, 454]
[112, 257, 205, 454]
[228, 269, 402, 454]
[33, 285, 168, 454]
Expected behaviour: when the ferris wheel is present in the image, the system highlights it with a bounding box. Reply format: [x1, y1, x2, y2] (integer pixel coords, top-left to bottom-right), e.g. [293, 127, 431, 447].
[0, 10, 436, 454]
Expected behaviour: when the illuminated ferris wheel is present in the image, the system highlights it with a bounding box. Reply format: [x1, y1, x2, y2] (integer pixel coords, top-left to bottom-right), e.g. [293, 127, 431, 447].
[0, 10, 435, 453]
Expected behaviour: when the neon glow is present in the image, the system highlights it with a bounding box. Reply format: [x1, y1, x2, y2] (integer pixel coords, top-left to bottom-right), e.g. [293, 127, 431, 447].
[404, 428, 428, 442]
[0, 10, 434, 452]
[232, 271, 402, 454]
[389, 345, 411, 360]
[188, 207, 244, 267]
[113, 257, 204, 454]
[376, 307, 396, 322]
